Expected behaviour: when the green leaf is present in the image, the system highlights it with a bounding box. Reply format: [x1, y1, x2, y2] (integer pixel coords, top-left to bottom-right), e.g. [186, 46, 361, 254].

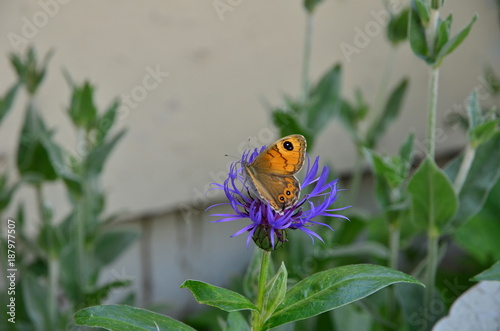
[262, 263, 287, 321]
[387, 8, 410, 45]
[434, 14, 477, 67]
[181, 280, 257, 312]
[95, 99, 120, 145]
[409, 6, 429, 62]
[470, 120, 499, 147]
[435, 14, 452, 56]
[306, 64, 342, 134]
[466, 91, 482, 131]
[399, 132, 415, 174]
[85, 129, 126, 176]
[414, 0, 430, 24]
[0, 82, 20, 125]
[74, 304, 196, 330]
[264, 264, 423, 329]
[16, 105, 58, 181]
[448, 132, 500, 229]
[68, 81, 98, 129]
[10, 47, 53, 95]
[366, 78, 409, 148]
[94, 230, 139, 266]
[225, 312, 250, 331]
[407, 158, 458, 232]
[303, 0, 325, 13]
[471, 261, 500, 282]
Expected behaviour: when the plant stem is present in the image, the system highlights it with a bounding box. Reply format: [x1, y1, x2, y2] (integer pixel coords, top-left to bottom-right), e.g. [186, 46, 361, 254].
[424, 226, 439, 322]
[301, 12, 314, 102]
[252, 249, 271, 331]
[426, 67, 440, 158]
[35, 184, 57, 329]
[453, 143, 475, 193]
[349, 149, 364, 203]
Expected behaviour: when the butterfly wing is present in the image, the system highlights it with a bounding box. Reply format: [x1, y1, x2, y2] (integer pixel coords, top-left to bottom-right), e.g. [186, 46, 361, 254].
[244, 167, 301, 213]
[244, 135, 306, 213]
[250, 135, 306, 176]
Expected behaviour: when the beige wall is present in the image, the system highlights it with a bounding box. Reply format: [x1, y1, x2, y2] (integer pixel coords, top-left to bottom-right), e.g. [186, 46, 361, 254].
[1, 0, 499, 317]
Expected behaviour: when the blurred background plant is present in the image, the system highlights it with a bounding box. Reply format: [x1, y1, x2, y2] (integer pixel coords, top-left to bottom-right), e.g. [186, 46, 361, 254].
[0, 47, 137, 330]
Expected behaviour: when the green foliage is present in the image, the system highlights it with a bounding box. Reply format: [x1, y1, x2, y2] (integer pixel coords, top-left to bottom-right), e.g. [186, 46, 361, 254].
[74, 305, 196, 330]
[180, 280, 257, 312]
[0, 47, 135, 330]
[303, 0, 325, 13]
[388, 8, 410, 45]
[408, 158, 458, 233]
[409, 0, 477, 68]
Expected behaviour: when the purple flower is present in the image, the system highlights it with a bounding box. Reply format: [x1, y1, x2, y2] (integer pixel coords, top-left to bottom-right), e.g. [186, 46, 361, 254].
[208, 146, 350, 250]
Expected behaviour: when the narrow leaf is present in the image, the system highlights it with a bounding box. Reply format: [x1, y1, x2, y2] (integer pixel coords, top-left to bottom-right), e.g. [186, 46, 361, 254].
[435, 14, 477, 67]
[0, 82, 20, 125]
[94, 230, 139, 266]
[366, 79, 409, 148]
[387, 9, 410, 45]
[306, 64, 342, 134]
[264, 264, 423, 329]
[85, 129, 126, 176]
[262, 263, 288, 321]
[181, 280, 257, 312]
[74, 304, 196, 330]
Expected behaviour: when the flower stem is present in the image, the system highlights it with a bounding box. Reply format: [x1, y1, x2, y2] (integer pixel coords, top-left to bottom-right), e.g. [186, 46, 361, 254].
[426, 67, 440, 158]
[453, 143, 475, 193]
[252, 249, 271, 331]
[300, 12, 314, 102]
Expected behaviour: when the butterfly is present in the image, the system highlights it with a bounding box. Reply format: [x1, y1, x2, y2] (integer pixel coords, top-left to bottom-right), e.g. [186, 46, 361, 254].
[243, 134, 307, 214]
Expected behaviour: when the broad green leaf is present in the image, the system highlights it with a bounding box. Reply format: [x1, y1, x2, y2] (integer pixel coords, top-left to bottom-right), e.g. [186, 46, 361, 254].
[407, 158, 458, 232]
[448, 132, 500, 229]
[366, 78, 409, 148]
[68, 81, 98, 129]
[262, 263, 287, 321]
[225, 312, 250, 331]
[0, 82, 20, 125]
[471, 261, 500, 282]
[435, 14, 477, 67]
[454, 180, 500, 264]
[181, 280, 257, 312]
[409, 7, 428, 62]
[85, 129, 126, 176]
[387, 8, 410, 45]
[306, 64, 342, 134]
[303, 0, 325, 13]
[264, 264, 423, 329]
[74, 304, 196, 330]
[94, 230, 139, 266]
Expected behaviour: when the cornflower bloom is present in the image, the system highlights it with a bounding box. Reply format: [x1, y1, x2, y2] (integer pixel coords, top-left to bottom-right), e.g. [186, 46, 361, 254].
[208, 146, 350, 250]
